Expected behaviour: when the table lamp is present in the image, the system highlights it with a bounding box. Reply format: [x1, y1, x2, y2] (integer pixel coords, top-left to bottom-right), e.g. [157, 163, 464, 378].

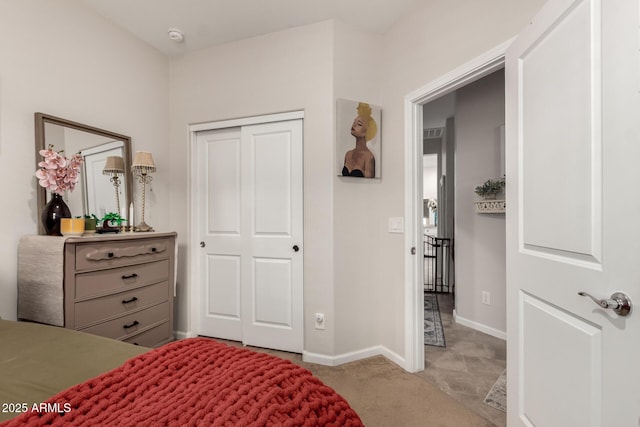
[102, 156, 125, 215]
[131, 151, 156, 232]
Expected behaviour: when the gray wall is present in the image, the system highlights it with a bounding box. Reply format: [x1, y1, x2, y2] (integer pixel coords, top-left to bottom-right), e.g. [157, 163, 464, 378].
[454, 70, 506, 336]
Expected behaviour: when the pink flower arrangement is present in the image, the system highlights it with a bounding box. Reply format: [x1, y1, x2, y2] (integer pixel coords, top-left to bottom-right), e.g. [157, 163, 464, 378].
[35, 145, 84, 195]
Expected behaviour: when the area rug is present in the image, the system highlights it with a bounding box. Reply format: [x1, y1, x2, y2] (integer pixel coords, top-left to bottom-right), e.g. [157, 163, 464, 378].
[484, 369, 506, 412]
[424, 292, 445, 347]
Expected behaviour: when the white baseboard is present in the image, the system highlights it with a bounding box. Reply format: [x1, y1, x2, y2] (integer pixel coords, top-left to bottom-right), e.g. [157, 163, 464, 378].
[380, 346, 406, 368]
[302, 351, 340, 366]
[303, 345, 405, 368]
[173, 330, 195, 340]
[176, 332, 409, 371]
[453, 310, 506, 340]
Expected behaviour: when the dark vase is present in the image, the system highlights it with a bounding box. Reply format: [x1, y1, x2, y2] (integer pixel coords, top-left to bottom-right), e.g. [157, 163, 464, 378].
[41, 193, 71, 236]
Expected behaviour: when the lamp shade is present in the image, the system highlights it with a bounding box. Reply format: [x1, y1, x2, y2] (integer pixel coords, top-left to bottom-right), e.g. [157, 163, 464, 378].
[132, 151, 156, 174]
[103, 156, 125, 175]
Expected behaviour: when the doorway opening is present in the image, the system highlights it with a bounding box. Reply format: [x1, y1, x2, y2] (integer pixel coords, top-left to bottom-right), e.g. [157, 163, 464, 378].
[419, 69, 507, 336]
[412, 62, 508, 426]
[403, 40, 510, 373]
[422, 93, 456, 296]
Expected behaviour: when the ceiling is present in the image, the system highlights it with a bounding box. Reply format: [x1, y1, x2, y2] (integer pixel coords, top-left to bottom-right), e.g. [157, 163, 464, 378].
[82, 0, 423, 56]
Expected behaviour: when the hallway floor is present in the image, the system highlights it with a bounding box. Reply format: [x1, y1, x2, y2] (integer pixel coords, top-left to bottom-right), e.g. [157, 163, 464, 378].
[416, 292, 507, 426]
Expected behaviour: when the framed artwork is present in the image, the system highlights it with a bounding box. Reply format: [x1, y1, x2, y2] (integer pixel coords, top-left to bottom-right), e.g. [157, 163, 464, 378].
[336, 99, 381, 179]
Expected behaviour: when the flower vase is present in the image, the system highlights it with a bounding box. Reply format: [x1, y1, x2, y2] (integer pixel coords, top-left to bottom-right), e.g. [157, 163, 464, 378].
[41, 193, 71, 236]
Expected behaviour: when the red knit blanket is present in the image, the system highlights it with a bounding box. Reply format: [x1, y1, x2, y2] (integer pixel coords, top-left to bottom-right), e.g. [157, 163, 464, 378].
[2, 338, 363, 426]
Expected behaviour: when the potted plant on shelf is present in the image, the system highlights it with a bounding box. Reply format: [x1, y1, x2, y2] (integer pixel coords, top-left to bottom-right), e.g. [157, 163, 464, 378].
[98, 212, 126, 233]
[474, 177, 505, 200]
[82, 214, 99, 234]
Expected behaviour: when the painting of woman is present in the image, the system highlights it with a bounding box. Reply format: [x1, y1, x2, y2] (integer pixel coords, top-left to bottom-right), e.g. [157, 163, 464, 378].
[337, 100, 381, 179]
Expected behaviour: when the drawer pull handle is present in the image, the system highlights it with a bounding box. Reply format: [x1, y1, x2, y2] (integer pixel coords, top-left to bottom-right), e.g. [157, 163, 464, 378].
[122, 297, 139, 304]
[108, 252, 114, 258]
[151, 247, 157, 253]
[123, 320, 140, 329]
[122, 273, 139, 280]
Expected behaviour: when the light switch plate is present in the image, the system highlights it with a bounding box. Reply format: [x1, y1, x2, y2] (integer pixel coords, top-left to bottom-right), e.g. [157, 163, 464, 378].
[388, 217, 404, 233]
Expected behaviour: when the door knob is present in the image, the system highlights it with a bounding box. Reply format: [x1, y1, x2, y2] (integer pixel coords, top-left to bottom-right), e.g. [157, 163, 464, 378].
[200, 241, 206, 248]
[292, 245, 299, 252]
[578, 291, 632, 316]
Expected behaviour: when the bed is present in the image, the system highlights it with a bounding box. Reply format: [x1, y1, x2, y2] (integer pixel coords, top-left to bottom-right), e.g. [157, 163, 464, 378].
[0, 320, 363, 426]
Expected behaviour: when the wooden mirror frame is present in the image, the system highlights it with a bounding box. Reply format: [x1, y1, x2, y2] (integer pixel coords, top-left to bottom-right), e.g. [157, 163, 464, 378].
[35, 113, 132, 234]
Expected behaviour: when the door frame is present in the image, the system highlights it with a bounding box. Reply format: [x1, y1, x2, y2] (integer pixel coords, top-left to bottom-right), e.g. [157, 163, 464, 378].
[188, 110, 305, 338]
[402, 41, 512, 372]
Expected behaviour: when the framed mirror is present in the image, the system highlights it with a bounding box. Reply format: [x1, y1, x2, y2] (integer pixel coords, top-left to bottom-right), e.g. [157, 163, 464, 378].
[35, 113, 132, 234]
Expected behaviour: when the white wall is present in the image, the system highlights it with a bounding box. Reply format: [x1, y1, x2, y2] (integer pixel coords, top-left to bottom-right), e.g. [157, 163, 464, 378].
[0, 0, 169, 320]
[168, 21, 337, 354]
[170, 20, 388, 359]
[332, 23, 384, 356]
[454, 70, 507, 334]
[379, 0, 546, 355]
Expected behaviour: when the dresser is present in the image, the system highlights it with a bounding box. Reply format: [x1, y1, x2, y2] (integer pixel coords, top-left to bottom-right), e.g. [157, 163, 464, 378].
[18, 232, 176, 347]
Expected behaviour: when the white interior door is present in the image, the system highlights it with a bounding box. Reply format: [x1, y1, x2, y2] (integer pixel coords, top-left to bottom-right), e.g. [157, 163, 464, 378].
[506, 0, 640, 425]
[196, 119, 304, 353]
[196, 127, 244, 342]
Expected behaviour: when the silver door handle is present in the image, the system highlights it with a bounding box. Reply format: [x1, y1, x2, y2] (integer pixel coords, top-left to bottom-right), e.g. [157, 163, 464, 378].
[578, 291, 632, 316]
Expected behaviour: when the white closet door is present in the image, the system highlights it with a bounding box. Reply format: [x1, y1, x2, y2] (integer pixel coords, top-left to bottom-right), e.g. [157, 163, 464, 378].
[196, 119, 303, 353]
[196, 127, 244, 341]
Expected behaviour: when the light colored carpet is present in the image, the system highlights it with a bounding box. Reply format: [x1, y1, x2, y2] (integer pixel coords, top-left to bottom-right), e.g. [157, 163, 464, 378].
[219, 340, 494, 427]
[484, 369, 507, 412]
[306, 356, 494, 427]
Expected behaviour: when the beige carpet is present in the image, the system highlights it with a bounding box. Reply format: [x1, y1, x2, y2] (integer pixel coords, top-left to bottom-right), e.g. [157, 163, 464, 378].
[218, 340, 494, 426]
[304, 355, 494, 427]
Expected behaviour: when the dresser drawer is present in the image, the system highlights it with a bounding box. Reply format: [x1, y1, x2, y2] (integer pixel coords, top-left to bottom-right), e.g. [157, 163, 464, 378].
[79, 302, 169, 340]
[74, 281, 169, 328]
[74, 238, 172, 271]
[124, 321, 172, 347]
[75, 259, 168, 299]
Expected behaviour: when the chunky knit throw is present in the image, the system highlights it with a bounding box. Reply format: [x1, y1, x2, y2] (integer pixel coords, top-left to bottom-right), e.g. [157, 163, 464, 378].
[2, 338, 363, 426]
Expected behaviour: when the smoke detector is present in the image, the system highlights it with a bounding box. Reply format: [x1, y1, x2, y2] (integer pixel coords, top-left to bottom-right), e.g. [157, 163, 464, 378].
[167, 28, 185, 43]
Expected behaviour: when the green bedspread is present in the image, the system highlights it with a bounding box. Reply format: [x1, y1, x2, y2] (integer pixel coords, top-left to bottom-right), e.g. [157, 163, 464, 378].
[0, 320, 148, 422]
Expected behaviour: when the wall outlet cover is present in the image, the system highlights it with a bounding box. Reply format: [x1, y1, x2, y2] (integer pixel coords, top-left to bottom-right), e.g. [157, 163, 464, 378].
[314, 313, 325, 330]
[482, 291, 491, 305]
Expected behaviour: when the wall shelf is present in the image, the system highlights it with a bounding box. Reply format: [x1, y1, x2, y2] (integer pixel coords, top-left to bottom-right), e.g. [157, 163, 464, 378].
[474, 200, 505, 214]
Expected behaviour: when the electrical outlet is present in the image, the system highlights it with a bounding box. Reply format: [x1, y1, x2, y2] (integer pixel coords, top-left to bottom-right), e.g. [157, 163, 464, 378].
[314, 313, 325, 330]
[482, 291, 491, 305]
